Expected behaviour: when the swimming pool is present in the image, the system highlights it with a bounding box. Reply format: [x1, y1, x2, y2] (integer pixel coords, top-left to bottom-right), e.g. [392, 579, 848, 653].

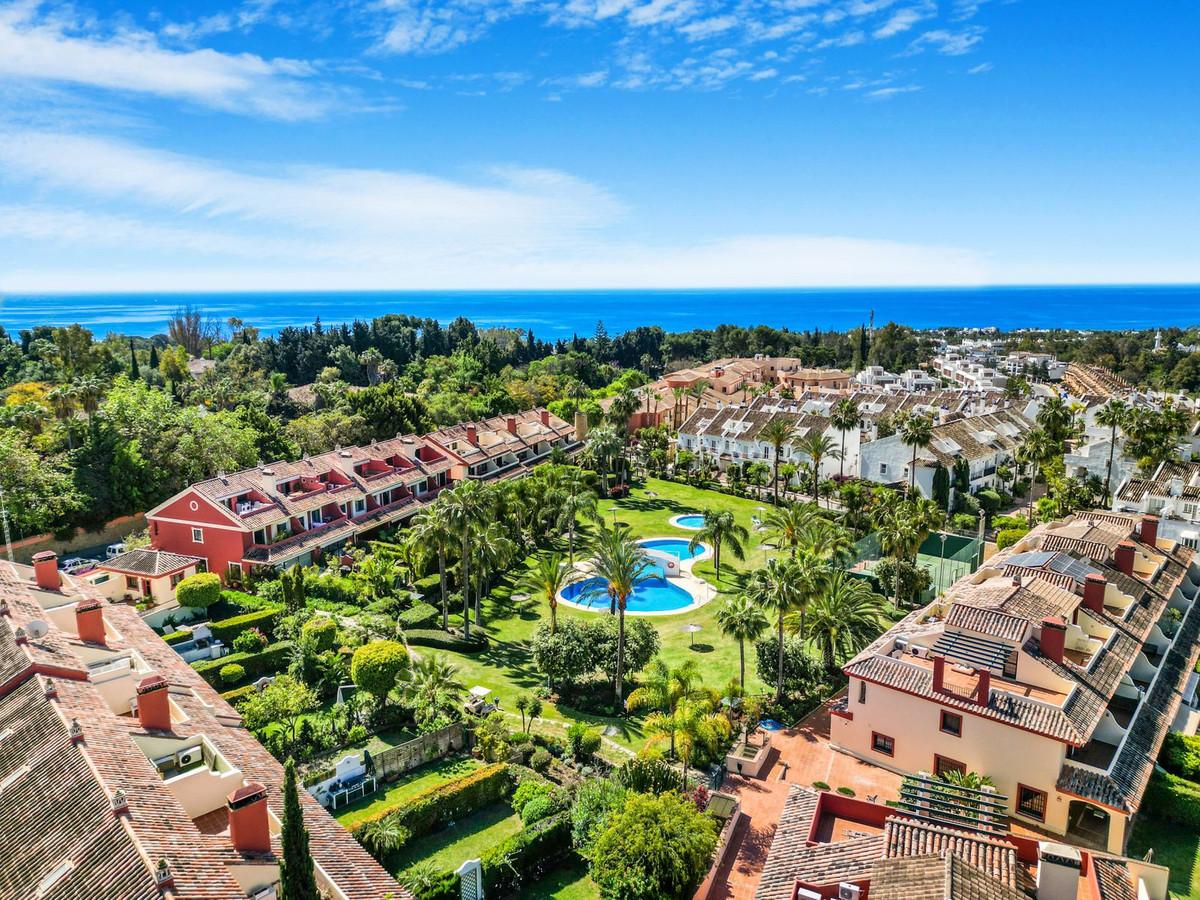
[671, 513, 706, 530]
[560, 574, 696, 613]
[640, 538, 708, 561]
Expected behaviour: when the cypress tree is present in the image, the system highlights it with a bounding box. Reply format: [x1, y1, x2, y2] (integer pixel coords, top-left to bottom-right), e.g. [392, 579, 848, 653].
[279, 758, 319, 900]
[148, 344, 160, 372]
[129, 340, 140, 379]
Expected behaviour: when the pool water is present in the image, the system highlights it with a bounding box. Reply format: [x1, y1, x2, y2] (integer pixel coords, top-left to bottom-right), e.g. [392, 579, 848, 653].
[640, 538, 708, 561]
[561, 575, 696, 613]
[674, 514, 706, 529]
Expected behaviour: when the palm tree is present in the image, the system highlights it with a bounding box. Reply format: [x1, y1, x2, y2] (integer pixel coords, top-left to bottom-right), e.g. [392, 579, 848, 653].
[831, 397, 859, 481]
[671, 385, 686, 430]
[72, 375, 104, 420]
[584, 424, 624, 491]
[804, 572, 886, 673]
[522, 551, 575, 634]
[555, 470, 599, 562]
[359, 816, 409, 861]
[401, 654, 465, 729]
[1095, 399, 1128, 506]
[715, 595, 769, 689]
[644, 696, 730, 788]
[1016, 427, 1054, 527]
[441, 480, 485, 638]
[585, 524, 656, 707]
[471, 519, 515, 627]
[1036, 395, 1073, 448]
[795, 431, 841, 504]
[412, 506, 455, 630]
[759, 418, 796, 506]
[763, 503, 820, 558]
[627, 659, 711, 756]
[689, 508, 748, 580]
[744, 558, 800, 702]
[46, 383, 77, 449]
[897, 413, 934, 495]
[686, 380, 710, 422]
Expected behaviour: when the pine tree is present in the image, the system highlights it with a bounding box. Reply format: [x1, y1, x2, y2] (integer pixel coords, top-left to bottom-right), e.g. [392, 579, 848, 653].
[129, 340, 140, 380]
[280, 758, 320, 900]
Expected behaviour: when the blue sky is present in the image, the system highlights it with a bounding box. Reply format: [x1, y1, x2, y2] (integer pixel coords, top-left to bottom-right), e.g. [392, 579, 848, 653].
[0, 0, 1196, 291]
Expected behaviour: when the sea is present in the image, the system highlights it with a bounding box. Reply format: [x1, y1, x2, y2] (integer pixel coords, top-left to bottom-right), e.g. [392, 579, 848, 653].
[0, 285, 1197, 338]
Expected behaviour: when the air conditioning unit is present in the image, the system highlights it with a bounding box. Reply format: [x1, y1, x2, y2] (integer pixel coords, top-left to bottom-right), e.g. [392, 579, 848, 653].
[794, 889, 822, 900]
[249, 887, 278, 900]
[909, 644, 929, 659]
[838, 884, 863, 900]
[175, 746, 203, 769]
[152, 754, 176, 774]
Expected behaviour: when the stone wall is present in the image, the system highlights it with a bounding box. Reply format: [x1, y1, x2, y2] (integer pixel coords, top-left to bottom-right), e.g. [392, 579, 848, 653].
[373, 723, 469, 779]
[10, 513, 147, 563]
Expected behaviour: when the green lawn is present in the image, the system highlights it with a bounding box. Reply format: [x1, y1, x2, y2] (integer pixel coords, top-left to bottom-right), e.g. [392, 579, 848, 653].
[391, 803, 523, 877]
[416, 478, 780, 753]
[524, 859, 601, 899]
[334, 756, 482, 828]
[1129, 814, 1200, 899]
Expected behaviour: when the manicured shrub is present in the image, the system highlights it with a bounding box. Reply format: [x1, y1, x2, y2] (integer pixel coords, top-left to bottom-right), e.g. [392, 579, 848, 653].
[348, 763, 512, 840]
[347, 724, 369, 745]
[1161, 732, 1200, 782]
[220, 683, 257, 704]
[208, 606, 283, 645]
[837, 786, 856, 797]
[513, 779, 551, 814]
[397, 602, 439, 630]
[812, 780, 830, 790]
[614, 757, 681, 794]
[162, 630, 190, 645]
[350, 639, 407, 701]
[232, 627, 268, 654]
[566, 722, 602, 762]
[996, 527, 1029, 551]
[520, 794, 556, 825]
[1142, 771, 1200, 829]
[530, 748, 552, 773]
[177, 572, 221, 609]
[219, 663, 246, 685]
[300, 615, 338, 653]
[403, 629, 487, 652]
[590, 792, 718, 899]
[193, 640, 293, 686]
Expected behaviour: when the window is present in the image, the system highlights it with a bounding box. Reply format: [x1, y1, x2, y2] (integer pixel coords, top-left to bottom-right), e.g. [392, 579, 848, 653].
[253, 529, 266, 545]
[191, 527, 204, 543]
[934, 755, 966, 778]
[227, 562, 242, 581]
[125, 576, 139, 590]
[170, 572, 184, 588]
[1017, 785, 1047, 822]
[879, 463, 888, 474]
[871, 733, 895, 757]
[940, 711, 962, 737]
[858, 681, 867, 704]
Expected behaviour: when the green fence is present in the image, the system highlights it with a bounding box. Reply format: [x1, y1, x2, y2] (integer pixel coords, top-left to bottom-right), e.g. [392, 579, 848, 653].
[849, 531, 983, 601]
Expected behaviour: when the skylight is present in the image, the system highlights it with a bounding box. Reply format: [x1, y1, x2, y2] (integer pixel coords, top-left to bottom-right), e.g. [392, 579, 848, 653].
[36, 860, 76, 897]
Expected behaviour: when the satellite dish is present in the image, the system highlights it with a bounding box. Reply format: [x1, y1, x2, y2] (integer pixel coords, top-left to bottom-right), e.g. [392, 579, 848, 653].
[26, 620, 49, 640]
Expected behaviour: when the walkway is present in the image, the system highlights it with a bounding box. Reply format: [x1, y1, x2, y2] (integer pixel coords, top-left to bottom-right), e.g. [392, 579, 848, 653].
[709, 696, 902, 900]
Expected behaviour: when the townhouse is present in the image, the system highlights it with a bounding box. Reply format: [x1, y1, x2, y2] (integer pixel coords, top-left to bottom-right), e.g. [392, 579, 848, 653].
[146, 432, 455, 581]
[831, 512, 1200, 854]
[858, 408, 1031, 497]
[0, 552, 407, 899]
[677, 396, 860, 481]
[424, 407, 581, 480]
[1114, 459, 1200, 547]
[931, 354, 1009, 391]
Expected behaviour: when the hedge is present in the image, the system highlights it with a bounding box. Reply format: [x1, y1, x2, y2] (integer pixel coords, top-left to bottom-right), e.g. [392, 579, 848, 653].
[163, 630, 190, 645]
[207, 605, 284, 645]
[349, 763, 511, 840]
[404, 629, 488, 653]
[1142, 770, 1200, 829]
[1161, 732, 1200, 783]
[192, 640, 293, 687]
[220, 683, 257, 704]
[220, 589, 279, 612]
[397, 602, 439, 630]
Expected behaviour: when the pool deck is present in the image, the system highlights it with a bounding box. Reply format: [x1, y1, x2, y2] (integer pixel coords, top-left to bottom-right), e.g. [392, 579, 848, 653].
[556, 536, 716, 616]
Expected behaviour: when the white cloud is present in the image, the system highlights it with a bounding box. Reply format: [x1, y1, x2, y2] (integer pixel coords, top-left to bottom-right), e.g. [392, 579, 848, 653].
[967, 61, 993, 74]
[906, 26, 985, 56]
[873, 2, 935, 39]
[866, 84, 920, 99]
[0, 2, 330, 119]
[0, 129, 988, 291]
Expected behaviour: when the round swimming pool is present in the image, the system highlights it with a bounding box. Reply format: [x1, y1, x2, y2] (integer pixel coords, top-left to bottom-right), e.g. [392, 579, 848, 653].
[671, 513, 706, 530]
[640, 537, 708, 561]
[560, 572, 697, 613]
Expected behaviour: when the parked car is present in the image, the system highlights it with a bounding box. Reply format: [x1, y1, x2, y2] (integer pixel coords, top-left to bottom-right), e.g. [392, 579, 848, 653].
[60, 557, 99, 574]
[106, 543, 126, 558]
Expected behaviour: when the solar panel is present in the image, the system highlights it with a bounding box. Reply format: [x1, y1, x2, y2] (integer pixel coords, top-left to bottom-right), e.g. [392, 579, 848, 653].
[932, 632, 1015, 674]
[1006, 550, 1055, 569]
[1046, 553, 1101, 583]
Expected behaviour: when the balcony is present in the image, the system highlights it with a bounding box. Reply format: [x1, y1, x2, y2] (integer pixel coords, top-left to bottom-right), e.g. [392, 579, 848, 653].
[1067, 738, 1118, 770]
[244, 516, 355, 565]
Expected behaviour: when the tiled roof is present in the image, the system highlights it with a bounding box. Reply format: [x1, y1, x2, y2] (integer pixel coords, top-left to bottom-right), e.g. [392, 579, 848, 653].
[881, 818, 1019, 888]
[908, 409, 1030, 468]
[425, 408, 575, 466]
[1092, 857, 1138, 900]
[100, 549, 200, 577]
[678, 402, 833, 445]
[0, 560, 409, 900]
[944, 605, 1028, 643]
[870, 853, 1025, 900]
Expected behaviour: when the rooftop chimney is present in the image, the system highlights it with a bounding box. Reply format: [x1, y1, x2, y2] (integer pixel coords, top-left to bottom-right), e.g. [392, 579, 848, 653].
[32, 550, 61, 591]
[1040, 617, 1066, 664]
[227, 783, 272, 855]
[506, 416, 517, 435]
[75, 597, 106, 645]
[466, 424, 478, 445]
[932, 654, 947, 694]
[1140, 515, 1159, 547]
[540, 408, 550, 427]
[1114, 540, 1135, 576]
[1082, 574, 1106, 614]
[135, 674, 172, 732]
[973, 669, 991, 706]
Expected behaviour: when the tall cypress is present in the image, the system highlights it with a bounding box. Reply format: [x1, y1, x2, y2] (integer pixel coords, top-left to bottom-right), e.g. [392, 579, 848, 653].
[129, 340, 140, 379]
[148, 344, 160, 372]
[279, 758, 319, 900]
